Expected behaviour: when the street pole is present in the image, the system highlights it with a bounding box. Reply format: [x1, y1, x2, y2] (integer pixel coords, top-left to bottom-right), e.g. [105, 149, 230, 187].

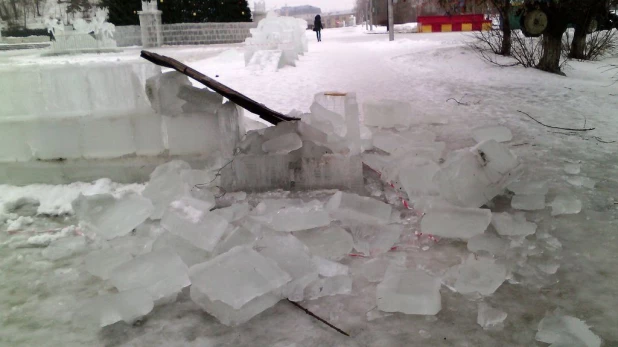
[388, 0, 394, 41]
[369, 0, 373, 31]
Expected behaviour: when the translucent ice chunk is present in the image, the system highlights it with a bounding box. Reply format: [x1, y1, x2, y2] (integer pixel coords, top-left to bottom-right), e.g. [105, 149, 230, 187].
[421, 206, 491, 239]
[350, 224, 403, 256]
[536, 314, 601, 347]
[359, 258, 390, 283]
[477, 302, 507, 329]
[467, 233, 509, 257]
[507, 181, 549, 195]
[434, 140, 523, 208]
[256, 233, 319, 302]
[564, 163, 581, 175]
[152, 231, 211, 267]
[304, 275, 353, 300]
[377, 265, 442, 315]
[109, 248, 191, 304]
[397, 160, 441, 197]
[74, 288, 154, 327]
[511, 194, 546, 211]
[312, 256, 349, 277]
[212, 203, 250, 223]
[177, 85, 224, 114]
[326, 191, 392, 225]
[251, 199, 331, 232]
[188, 246, 291, 326]
[472, 126, 513, 143]
[42, 236, 87, 260]
[72, 193, 153, 240]
[549, 196, 582, 216]
[84, 248, 133, 280]
[107, 235, 153, 256]
[491, 212, 537, 236]
[362, 99, 412, 128]
[453, 255, 507, 296]
[214, 225, 257, 256]
[161, 197, 227, 252]
[566, 176, 596, 189]
[293, 226, 353, 261]
[262, 133, 303, 154]
[142, 160, 192, 220]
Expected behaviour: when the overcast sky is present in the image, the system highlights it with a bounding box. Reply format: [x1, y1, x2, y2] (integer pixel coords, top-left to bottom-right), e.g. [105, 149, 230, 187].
[260, 0, 356, 13]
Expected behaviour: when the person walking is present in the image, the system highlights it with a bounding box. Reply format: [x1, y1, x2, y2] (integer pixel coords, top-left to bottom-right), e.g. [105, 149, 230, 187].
[314, 15, 323, 42]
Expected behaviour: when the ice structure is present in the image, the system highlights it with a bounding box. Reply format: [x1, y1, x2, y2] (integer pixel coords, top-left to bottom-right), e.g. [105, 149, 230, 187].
[46, 9, 120, 55]
[245, 12, 309, 70]
[222, 92, 363, 193]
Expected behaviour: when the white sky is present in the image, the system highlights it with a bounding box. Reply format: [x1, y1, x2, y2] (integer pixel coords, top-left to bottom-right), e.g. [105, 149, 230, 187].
[260, 0, 356, 13]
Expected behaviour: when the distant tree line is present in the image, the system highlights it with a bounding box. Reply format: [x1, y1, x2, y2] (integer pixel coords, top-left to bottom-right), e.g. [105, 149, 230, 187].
[99, 0, 252, 26]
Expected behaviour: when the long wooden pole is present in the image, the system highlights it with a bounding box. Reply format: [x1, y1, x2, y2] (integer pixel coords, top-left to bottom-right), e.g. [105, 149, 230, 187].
[140, 50, 299, 125]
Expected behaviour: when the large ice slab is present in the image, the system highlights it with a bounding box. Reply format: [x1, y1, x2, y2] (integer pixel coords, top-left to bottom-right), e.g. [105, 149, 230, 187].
[549, 196, 582, 216]
[142, 160, 192, 220]
[350, 224, 403, 256]
[84, 248, 133, 280]
[312, 256, 349, 277]
[453, 255, 507, 296]
[536, 314, 601, 347]
[262, 133, 303, 154]
[42, 236, 87, 260]
[109, 248, 191, 303]
[74, 289, 154, 328]
[214, 225, 257, 256]
[491, 212, 537, 237]
[304, 275, 353, 300]
[467, 233, 509, 256]
[477, 302, 507, 330]
[511, 194, 546, 211]
[293, 226, 353, 261]
[362, 99, 412, 128]
[161, 197, 228, 252]
[326, 191, 392, 225]
[377, 265, 442, 315]
[434, 140, 522, 208]
[256, 233, 319, 301]
[507, 180, 549, 195]
[421, 206, 491, 239]
[251, 199, 331, 232]
[145, 71, 191, 116]
[152, 231, 211, 267]
[397, 159, 441, 197]
[189, 246, 291, 326]
[72, 193, 153, 240]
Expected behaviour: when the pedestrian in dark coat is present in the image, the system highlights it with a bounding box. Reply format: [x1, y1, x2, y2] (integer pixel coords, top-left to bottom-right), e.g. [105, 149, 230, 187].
[314, 15, 323, 42]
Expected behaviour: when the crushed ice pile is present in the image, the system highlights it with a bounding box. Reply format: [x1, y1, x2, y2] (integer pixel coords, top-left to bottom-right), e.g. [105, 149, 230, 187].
[1, 93, 599, 342]
[244, 12, 309, 72]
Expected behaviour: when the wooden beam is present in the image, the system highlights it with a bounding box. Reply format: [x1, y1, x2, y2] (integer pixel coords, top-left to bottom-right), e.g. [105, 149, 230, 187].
[140, 50, 299, 125]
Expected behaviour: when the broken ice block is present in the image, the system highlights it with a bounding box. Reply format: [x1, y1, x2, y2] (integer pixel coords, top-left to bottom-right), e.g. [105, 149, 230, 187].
[177, 85, 224, 114]
[152, 231, 210, 267]
[304, 275, 353, 300]
[564, 163, 581, 175]
[293, 227, 353, 261]
[372, 132, 446, 162]
[453, 255, 507, 296]
[377, 265, 442, 315]
[142, 160, 192, 219]
[434, 140, 522, 208]
[256, 233, 319, 302]
[312, 256, 349, 277]
[109, 248, 191, 304]
[161, 197, 228, 252]
[84, 248, 133, 280]
[145, 71, 191, 115]
[511, 194, 546, 211]
[212, 203, 250, 223]
[397, 160, 441, 197]
[491, 213, 537, 237]
[213, 225, 256, 256]
[549, 196, 582, 216]
[42, 236, 87, 260]
[566, 176, 596, 189]
[477, 302, 507, 329]
[362, 99, 412, 128]
[536, 314, 601, 347]
[359, 258, 391, 283]
[472, 126, 513, 143]
[251, 199, 331, 232]
[507, 181, 549, 195]
[467, 233, 509, 257]
[421, 206, 491, 239]
[74, 288, 154, 327]
[327, 192, 392, 225]
[72, 193, 153, 240]
[262, 133, 303, 154]
[350, 224, 403, 256]
[189, 246, 291, 326]
[108, 235, 153, 256]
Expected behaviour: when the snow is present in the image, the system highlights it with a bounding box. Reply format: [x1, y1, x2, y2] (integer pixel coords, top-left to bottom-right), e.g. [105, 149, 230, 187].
[2, 26, 617, 347]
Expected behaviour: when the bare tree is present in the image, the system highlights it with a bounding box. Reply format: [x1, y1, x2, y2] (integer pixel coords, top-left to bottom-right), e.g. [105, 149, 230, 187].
[569, 0, 611, 60]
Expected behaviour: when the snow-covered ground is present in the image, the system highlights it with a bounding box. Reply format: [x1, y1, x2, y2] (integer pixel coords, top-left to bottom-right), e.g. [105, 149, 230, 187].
[1, 26, 618, 346]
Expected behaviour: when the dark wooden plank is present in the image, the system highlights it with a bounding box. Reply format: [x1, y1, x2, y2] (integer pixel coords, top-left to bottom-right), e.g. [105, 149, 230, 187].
[140, 50, 298, 125]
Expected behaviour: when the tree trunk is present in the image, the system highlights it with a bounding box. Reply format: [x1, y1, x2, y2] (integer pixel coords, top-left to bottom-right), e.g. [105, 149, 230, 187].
[569, 24, 587, 60]
[9, 0, 18, 19]
[500, 1, 512, 56]
[537, 33, 564, 74]
[35, 0, 40, 17]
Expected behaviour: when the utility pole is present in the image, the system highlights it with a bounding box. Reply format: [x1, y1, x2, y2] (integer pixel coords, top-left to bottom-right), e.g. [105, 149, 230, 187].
[369, 0, 373, 31]
[388, 0, 394, 41]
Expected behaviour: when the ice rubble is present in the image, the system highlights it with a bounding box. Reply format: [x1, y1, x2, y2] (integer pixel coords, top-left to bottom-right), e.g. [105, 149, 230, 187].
[477, 302, 507, 330]
[244, 12, 309, 71]
[536, 314, 601, 347]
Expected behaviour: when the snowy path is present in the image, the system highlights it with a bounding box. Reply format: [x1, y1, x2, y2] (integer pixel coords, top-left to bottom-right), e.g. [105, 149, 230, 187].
[1, 27, 618, 346]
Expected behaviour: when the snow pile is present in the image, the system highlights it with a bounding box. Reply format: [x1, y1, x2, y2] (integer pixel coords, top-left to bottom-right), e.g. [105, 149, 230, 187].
[394, 23, 419, 33]
[244, 12, 309, 71]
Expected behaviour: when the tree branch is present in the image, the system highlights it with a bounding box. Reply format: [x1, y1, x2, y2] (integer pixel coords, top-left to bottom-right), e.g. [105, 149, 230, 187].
[516, 110, 596, 132]
[287, 300, 350, 337]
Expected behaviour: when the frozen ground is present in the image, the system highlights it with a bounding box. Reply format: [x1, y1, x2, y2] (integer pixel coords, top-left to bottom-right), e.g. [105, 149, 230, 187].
[1, 26, 618, 346]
